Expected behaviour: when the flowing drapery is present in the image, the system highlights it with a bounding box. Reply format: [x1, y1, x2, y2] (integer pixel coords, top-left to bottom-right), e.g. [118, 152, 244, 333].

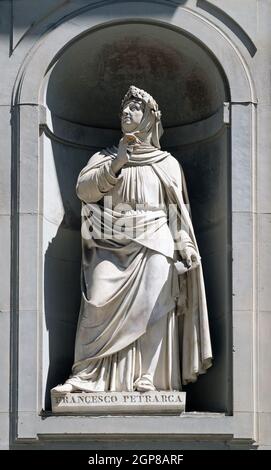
[66, 147, 212, 391]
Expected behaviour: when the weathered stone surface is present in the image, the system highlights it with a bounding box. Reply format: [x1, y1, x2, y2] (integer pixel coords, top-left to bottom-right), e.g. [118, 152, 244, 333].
[51, 391, 186, 414]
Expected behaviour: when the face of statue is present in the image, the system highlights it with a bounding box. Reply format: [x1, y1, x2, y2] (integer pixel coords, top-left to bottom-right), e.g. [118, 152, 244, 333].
[121, 99, 144, 133]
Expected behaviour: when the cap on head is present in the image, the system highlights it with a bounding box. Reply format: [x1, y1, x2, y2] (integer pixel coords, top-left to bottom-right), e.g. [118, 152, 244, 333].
[121, 85, 161, 120]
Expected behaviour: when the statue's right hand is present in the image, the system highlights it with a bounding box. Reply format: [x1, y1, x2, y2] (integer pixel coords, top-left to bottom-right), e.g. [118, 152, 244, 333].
[117, 137, 130, 163]
[111, 137, 130, 174]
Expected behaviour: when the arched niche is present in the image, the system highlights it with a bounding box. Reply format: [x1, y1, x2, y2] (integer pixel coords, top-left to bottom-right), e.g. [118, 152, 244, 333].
[12, 0, 258, 444]
[41, 21, 231, 412]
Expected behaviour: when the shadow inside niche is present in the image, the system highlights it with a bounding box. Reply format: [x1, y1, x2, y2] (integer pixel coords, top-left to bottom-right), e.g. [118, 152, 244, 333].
[43, 135, 90, 410]
[44, 220, 82, 411]
[43, 87, 230, 413]
[43, 132, 231, 413]
[167, 125, 232, 414]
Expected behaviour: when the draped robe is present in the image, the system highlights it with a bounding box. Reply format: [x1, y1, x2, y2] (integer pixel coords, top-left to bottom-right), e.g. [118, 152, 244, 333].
[66, 146, 212, 392]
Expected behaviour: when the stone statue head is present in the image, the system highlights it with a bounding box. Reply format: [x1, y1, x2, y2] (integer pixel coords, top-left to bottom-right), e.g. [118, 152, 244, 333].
[120, 85, 163, 148]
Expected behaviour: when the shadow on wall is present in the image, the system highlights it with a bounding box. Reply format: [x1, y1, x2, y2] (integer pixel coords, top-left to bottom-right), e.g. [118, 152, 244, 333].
[43, 140, 90, 410]
[44, 223, 81, 410]
[173, 130, 231, 413]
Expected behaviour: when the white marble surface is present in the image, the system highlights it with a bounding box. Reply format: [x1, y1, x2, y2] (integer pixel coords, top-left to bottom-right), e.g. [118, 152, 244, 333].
[51, 391, 186, 414]
[259, 412, 271, 447]
[259, 312, 271, 413]
[233, 311, 253, 413]
[0, 107, 11, 215]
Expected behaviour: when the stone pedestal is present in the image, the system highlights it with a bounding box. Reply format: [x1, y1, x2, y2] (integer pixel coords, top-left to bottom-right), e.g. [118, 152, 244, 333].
[51, 391, 186, 414]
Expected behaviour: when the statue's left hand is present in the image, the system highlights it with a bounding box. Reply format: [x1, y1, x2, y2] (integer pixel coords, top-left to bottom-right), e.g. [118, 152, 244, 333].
[181, 247, 200, 269]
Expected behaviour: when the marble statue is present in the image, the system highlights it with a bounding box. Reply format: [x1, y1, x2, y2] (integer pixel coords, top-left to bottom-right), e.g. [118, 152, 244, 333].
[52, 85, 212, 394]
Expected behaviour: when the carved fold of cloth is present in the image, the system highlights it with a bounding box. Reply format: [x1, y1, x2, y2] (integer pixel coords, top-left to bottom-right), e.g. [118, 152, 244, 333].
[66, 147, 212, 392]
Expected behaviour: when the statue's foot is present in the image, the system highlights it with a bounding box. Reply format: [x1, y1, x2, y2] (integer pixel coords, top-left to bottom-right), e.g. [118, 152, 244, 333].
[51, 383, 77, 393]
[134, 376, 156, 392]
[135, 383, 156, 392]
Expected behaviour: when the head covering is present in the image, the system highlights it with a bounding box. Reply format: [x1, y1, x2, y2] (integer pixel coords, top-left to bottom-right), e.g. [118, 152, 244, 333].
[121, 85, 164, 149]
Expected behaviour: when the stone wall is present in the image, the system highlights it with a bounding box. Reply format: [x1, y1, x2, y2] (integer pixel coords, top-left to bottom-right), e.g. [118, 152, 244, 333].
[0, 0, 270, 450]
